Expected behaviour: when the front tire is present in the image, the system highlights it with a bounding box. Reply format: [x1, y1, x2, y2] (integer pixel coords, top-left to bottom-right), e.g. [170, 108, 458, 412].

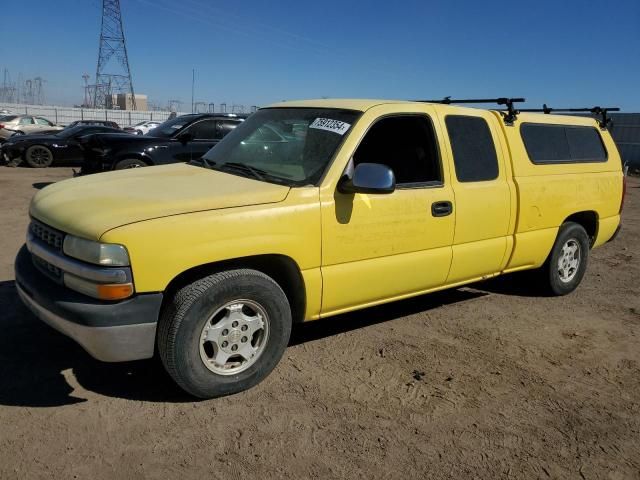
[25, 145, 54, 168]
[157, 269, 292, 398]
[543, 222, 590, 296]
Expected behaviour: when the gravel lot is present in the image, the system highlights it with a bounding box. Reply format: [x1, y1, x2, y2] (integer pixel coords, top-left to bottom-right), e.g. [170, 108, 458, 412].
[0, 167, 639, 479]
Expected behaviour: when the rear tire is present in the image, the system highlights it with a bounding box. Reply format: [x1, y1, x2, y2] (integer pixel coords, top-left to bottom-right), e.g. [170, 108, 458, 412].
[114, 158, 147, 170]
[157, 269, 292, 399]
[25, 145, 54, 168]
[542, 222, 590, 296]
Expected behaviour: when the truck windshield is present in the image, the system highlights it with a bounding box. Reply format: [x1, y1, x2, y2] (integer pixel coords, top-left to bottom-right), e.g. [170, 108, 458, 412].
[196, 108, 360, 186]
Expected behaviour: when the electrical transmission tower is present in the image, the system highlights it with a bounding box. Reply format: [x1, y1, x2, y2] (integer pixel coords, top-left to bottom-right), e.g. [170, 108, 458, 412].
[94, 0, 136, 110]
[82, 74, 91, 107]
[1, 69, 17, 103]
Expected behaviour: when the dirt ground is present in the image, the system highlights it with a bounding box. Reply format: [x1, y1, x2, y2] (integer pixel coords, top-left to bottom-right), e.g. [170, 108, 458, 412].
[0, 167, 638, 480]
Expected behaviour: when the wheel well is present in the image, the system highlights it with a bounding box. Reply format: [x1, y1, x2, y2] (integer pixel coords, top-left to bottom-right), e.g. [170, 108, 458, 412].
[563, 211, 598, 246]
[162, 255, 306, 323]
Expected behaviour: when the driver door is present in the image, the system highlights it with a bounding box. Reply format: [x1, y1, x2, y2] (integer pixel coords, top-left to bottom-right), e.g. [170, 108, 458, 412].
[320, 106, 455, 316]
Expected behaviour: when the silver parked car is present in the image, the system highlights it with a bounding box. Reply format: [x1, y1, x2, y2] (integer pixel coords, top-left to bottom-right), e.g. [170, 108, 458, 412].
[0, 115, 64, 142]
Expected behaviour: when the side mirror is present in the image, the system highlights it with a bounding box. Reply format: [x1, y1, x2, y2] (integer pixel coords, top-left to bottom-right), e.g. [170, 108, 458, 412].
[176, 132, 194, 144]
[338, 163, 395, 194]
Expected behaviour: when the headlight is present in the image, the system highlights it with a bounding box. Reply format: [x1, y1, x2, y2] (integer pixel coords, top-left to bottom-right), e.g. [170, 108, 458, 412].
[63, 235, 130, 266]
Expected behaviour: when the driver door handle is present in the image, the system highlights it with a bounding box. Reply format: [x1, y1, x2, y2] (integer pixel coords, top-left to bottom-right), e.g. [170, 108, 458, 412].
[431, 201, 453, 217]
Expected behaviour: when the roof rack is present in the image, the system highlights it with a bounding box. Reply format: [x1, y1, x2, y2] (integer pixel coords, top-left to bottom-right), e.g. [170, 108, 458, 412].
[518, 104, 620, 129]
[414, 97, 526, 125]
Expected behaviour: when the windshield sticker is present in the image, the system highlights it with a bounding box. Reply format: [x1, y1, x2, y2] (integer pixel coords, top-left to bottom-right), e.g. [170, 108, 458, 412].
[309, 118, 351, 135]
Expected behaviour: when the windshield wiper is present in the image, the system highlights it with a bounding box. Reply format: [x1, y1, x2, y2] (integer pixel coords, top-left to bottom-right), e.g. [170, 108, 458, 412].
[219, 162, 266, 181]
[190, 157, 216, 169]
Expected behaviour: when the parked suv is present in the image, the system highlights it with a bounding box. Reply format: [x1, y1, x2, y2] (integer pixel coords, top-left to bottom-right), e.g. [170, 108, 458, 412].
[15, 99, 624, 398]
[0, 115, 63, 142]
[81, 113, 245, 173]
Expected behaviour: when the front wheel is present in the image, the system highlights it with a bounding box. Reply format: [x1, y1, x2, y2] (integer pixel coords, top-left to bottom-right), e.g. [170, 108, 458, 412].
[543, 222, 590, 296]
[157, 269, 292, 398]
[114, 158, 147, 170]
[25, 145, 54, 168]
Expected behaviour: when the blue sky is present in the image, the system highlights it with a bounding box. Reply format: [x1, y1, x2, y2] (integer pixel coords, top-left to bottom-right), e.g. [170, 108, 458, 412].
[1, 0, 639, 110]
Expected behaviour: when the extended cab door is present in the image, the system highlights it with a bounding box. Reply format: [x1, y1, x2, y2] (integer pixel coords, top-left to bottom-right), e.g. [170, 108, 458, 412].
[319, 105, 455, 316]
[438, 108, 514, 283]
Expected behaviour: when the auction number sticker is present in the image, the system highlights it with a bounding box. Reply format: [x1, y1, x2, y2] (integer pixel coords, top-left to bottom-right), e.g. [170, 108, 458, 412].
[309, 118, 351, 135]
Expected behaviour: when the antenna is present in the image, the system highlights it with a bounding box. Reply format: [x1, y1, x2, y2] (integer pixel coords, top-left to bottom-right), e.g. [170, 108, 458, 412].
[94, 0, 136, 110]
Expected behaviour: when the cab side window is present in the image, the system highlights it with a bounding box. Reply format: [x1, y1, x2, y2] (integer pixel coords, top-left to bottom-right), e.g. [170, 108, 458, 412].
[353, 115, 441, 186]
[446, 115, 499, 182]
[19, 117, 34, 125]
[188, 119, 217, 140]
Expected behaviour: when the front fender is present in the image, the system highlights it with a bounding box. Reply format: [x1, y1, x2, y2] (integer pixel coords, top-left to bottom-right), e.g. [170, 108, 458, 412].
[98, 187, 322, 293]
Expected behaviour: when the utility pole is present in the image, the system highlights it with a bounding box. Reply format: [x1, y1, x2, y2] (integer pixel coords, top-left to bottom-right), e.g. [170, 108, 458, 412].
[94, 0, 136, 109]
[191, 69, 195, 114]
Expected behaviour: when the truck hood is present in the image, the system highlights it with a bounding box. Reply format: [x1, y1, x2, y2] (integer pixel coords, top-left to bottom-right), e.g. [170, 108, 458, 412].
[30, 163, 291, 240]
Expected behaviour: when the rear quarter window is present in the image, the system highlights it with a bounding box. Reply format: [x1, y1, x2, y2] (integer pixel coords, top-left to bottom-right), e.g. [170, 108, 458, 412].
[521, 124, 607, 164]
[445, 115, 499, 182]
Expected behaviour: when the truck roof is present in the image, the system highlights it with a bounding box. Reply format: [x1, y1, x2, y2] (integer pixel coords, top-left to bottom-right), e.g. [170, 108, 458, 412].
[266, 98, 415, 111]
[266, 98, 603, 128]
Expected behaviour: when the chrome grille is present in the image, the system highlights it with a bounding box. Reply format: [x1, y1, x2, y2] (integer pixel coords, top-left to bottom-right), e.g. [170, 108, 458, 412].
[30, 220, 64, 251]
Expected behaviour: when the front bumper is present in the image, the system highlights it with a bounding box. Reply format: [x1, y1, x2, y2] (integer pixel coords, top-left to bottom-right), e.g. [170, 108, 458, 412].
[15, 245, 163, 362]
[0, 142, 24, 163]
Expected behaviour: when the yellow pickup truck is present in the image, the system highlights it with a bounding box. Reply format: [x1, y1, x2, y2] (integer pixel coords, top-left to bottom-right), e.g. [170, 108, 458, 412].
[15, 98, 624, 398]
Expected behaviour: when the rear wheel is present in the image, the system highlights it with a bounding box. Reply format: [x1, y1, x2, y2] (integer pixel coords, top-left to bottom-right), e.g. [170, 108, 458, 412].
[25, 145, 53, 168]
[114, 158, 147, 170]
[543, 222, 590, 295]
[157, 269, 292, 398]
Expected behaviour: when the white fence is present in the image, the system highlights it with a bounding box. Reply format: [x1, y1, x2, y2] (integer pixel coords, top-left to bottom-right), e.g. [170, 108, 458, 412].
[0, 102, 190, 127]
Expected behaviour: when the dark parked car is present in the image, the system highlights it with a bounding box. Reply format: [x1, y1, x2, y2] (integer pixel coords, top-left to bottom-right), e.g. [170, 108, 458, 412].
[0, 125, 124, 168]
[66, 120, 120, 129]
[80, 113, 245, 173]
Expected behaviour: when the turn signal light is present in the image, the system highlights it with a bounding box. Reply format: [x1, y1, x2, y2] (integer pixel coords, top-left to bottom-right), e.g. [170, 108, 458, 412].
[96, 283, 135, 300]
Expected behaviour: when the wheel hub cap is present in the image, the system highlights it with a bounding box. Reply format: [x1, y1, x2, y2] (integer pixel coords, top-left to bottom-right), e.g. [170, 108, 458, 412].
[557, 239, 581, 283]
[199, 300, 269, 375]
